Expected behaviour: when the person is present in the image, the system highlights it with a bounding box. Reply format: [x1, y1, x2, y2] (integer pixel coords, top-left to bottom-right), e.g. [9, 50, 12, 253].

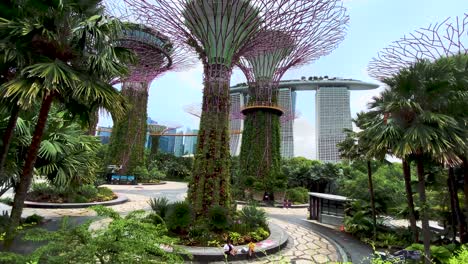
[248, 241, 255, 258]
[287, 199, 292, 208]
[223, 239, 237, 256]
[283, 199, 287, 209]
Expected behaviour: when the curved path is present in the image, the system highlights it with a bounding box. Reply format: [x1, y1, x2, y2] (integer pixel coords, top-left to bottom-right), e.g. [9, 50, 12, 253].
[0, 181, 371, 263]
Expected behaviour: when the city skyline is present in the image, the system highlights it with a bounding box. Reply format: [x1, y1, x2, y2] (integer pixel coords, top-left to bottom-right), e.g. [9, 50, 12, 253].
[98, 0, 467, 159]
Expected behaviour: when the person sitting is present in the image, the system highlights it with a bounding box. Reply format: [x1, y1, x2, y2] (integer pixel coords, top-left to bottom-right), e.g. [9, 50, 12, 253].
[223, 239, 237, 256]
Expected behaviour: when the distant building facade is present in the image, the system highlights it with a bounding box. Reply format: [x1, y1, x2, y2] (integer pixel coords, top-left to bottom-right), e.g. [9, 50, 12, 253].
[315, 87, 352, 163]
[184, 128, 198, 155]
[174, 131, 184, 157]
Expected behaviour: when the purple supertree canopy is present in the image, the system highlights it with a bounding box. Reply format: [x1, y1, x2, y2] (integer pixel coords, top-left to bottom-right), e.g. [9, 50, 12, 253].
[368, 14, 468, 81]
[123, 0, 303, 69]
[237, 0, 349, 87]
[104, 0, 195, 87]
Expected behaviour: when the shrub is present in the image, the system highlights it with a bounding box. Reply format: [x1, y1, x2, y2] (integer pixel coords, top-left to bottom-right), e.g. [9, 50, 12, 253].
[165, 201, 192, 233]
[207, 205, 229, 231]
[240, 205, 267, 230]
[77, 185, 98, 199]
[0, 197, 12, 205]
[0, 207, 186, 263]
[96, 187, 115, 201]
[286, 187, 308, 204]
[149, 197, 169, 218]
[149, 168, 166, 181]
[255, 227, 269, 240]
[23, 214, 44, 225]
[229, 232, 242, 245]
[144, 213, 165, 226]
[406, 243, 455, 264]
[31, 182, 53, 194]
[449, 246, 468, 264]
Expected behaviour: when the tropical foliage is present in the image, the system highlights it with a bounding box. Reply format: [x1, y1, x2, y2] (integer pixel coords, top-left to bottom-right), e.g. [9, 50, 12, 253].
[0, 206, 185, 263]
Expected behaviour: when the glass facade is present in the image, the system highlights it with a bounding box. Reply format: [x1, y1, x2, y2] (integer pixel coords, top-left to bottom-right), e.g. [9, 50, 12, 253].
[278, 88, 295, 158]
[315, 87, 352, 163]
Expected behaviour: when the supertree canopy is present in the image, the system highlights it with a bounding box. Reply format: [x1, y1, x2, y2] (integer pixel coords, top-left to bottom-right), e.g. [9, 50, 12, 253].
[236, 0, 348, 196]
[124, 0, 294, 217]
[368, 14, 468, 81]
[105, 21, 191, 174]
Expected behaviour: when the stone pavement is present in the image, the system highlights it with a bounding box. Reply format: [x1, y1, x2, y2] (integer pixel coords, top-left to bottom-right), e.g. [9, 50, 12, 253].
[214, 208, 340, 264]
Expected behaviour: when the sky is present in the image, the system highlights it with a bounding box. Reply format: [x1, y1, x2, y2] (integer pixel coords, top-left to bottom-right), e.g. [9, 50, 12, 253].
[98, 0, 468, 160]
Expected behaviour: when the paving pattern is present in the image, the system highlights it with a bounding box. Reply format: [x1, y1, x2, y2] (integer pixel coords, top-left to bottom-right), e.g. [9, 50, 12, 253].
[1, 182, 342, 263]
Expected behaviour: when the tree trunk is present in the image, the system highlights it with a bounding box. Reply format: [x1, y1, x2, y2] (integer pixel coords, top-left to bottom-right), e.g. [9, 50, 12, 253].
[0, 104, 20, 178]
[416, 155, 431, 264]
[462, 157, 468, 225]
[447, 169, 459, 241]
[448, 166, 468, 243]
[188, 64, 231, 218]
[403, 159, 419, 242]
[367, 160, 377, 241]
[87, 108, 99, 136]
[5, 93, 55, 245]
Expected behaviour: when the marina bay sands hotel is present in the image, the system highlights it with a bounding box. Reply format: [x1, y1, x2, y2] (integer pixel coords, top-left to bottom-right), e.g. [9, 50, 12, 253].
[229, 77, 378, 163]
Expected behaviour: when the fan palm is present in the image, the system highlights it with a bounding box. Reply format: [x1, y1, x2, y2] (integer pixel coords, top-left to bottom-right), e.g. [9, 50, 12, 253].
[364, 90, 420, 243]
[368, 58, 467, 262]
[0, 0, 129, 241]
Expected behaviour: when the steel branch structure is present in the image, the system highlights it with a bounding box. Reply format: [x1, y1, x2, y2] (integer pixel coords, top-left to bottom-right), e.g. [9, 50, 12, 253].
[368, 14, 468, 81]
[104, 1, 194, 174]
[236, 0, 348, 195]
[124, 0, 298, 217]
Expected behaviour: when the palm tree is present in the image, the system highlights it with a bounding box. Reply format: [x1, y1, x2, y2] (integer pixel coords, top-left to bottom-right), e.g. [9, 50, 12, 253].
[365, 90, 420, 243]
[370, 58, 467, 263]
[0, 0, 129, 242]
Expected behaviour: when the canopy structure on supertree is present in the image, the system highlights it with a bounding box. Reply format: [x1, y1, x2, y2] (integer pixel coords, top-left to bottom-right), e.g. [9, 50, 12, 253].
[368, 14, 468, 81]
[104, 1, 194, 175]
[124, 0, 297, 217]
[236, 0, 348, 195]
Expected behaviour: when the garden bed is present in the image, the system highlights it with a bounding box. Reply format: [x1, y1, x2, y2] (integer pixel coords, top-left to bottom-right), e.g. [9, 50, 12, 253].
[26, 183, 117, 204]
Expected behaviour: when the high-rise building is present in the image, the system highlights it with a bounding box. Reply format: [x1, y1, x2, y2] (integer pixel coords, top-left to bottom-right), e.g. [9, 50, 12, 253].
[174, 131, 184, 157]
[159, 128, 176, 154]
[315, 87, 352, 163]
[229, 92, 245, 156]
[278, 88, 296, 158]
[96, 127, 112, 144]
[230, 78, 378, 162]
[184, 128, 198, 155]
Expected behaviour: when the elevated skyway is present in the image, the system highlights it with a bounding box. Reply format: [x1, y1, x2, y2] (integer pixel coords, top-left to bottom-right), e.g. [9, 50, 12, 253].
[230, 78, 378, 93]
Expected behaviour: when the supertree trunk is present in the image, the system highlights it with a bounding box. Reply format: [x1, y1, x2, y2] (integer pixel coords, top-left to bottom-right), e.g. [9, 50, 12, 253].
[107, 82, 148, 174]
[188, 64, 231, 217]
[240, 80, 282, 194]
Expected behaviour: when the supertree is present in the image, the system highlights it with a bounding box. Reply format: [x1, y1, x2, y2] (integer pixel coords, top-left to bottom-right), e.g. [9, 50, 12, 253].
[103, 2, 193, 174]
[368, 14, 468, 81]
[124, 0, 298, 217]
[147, 123, 182, 160]
[236, 0, 348, 197]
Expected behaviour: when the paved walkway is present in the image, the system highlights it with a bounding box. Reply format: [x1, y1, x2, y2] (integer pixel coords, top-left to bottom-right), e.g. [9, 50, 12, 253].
[1, 182, 372, 263]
